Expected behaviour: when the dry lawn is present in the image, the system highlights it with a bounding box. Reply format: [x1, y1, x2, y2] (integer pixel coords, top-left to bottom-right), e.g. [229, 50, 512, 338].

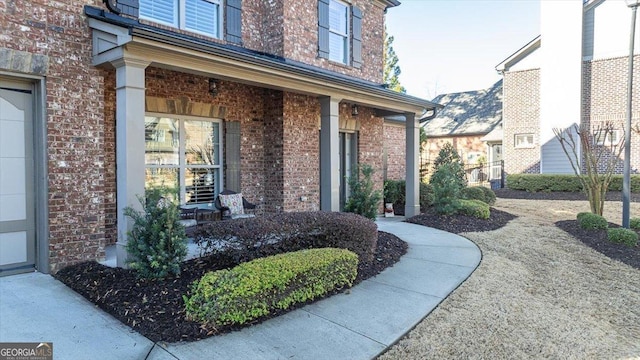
[380, 198, 640, 360]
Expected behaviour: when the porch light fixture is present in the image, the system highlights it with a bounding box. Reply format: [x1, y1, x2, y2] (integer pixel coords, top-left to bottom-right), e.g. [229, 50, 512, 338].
[208, 78, 219, 97]
[351, 104, 359, 116]
[622, 0, 640, 228]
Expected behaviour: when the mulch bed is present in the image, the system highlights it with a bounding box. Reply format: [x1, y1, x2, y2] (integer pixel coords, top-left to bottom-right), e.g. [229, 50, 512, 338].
[54, 231, 407, 343]
[555, 221, 640, 270]
[406, 207, 517, 234]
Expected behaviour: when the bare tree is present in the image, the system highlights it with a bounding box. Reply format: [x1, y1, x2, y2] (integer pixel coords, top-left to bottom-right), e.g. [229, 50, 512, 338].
[553, 122, 625, 216]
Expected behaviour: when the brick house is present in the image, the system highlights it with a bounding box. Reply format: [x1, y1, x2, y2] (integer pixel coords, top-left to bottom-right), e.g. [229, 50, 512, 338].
[0, 0, 439, 275]
[496, 0, 640, 176]
[422, 80, 503, 182]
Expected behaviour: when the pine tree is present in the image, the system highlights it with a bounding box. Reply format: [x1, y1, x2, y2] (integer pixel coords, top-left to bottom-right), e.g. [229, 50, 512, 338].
[383, 26, 406, 94]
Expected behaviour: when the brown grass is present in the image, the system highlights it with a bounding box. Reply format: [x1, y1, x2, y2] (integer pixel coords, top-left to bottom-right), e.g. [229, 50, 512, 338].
[379, 199, 640, 359]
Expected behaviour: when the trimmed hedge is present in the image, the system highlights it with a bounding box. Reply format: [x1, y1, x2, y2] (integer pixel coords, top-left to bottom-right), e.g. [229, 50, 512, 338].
[630, 217, 640, 230]
[383, 180, 434, 212]
[184, 248, 358, 327]
[506, 174, 640, 193]
[577, 212, 608, 230]
[455, 199, 490, 219]
[460, 186, 496, 205]
[607, 228, 639, 247]
[193, 211, 377, 264]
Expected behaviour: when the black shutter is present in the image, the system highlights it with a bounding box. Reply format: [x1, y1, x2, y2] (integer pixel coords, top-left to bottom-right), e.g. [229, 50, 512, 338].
[352, 6, 362, 69]
[318, 0, 330, 59]
[226, 0, 242, 45]
[225, 121, 241, 192]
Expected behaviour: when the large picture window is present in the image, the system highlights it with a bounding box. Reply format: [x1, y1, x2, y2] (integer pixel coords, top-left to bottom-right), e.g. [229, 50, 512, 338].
[140, 0, 222, 38]
[145, 115, 222, 205]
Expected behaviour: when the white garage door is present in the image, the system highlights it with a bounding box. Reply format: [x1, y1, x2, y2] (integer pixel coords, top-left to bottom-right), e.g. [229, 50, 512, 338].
[0, 79, 35, 276]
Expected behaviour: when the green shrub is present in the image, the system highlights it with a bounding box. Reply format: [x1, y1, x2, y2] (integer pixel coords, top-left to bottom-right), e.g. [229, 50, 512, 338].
[344, 164, 382, 220]
[576, 212, 591, 221]
[184, 248, 358, 327]
[460, 187, 487, 204]
[430, 162, 466, 215]
[433, 143, 467, 185]
[477, 186, 496, 206]
[456, 199, 490, 219]
[419, 182, 434, 210]
[124, 188, 188, 279]
[194, 211, 378, 264]
[607, 228, 638, 247]
[577, 212, 608, 230]
[506, 174, 640, 193]
[631, 217, 640, 230]
[383, 179, 405, 205]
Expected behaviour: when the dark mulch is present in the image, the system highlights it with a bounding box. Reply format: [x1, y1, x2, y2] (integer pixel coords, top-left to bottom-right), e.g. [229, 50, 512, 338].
[556, 221, 640, 270]
[406, 207, 517, 234]
[54, 231, 407, 343]
[495, 188, 640, 202]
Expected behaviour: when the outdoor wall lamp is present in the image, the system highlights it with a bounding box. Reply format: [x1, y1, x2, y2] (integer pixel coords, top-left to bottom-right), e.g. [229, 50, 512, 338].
[208, 78, 219, 97]
[351, 104, 359, 116]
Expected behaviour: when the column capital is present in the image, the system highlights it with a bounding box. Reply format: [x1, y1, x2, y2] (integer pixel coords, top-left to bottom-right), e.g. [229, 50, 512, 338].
[111, 57, 151, 70]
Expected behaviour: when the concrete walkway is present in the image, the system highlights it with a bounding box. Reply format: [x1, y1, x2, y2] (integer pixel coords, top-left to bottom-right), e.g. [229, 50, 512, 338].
[0, 218, 481, 360]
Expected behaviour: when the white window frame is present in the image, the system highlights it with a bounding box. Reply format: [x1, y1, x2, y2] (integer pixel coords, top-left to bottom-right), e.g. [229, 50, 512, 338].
[594, 129, 621, 146]
[145, 113, 224, 206]
[328, 0, 350, 64]
[514, 133, 535, 149]
[140, 0, 224, 39]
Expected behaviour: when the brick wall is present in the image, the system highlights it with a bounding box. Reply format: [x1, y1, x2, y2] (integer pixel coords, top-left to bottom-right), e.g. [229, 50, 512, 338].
[383, 122, 405, 180]
[355, 105, 385, 198]
[242, 0, 284, 56]
[582, 55, 640, 174]
[423, 135, 487, 165]
[1, 0, 111, 272]
[503, 68, 541, 175]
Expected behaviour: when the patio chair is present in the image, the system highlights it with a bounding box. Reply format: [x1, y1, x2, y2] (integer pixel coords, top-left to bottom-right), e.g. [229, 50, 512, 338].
[214, 190, 256, 220]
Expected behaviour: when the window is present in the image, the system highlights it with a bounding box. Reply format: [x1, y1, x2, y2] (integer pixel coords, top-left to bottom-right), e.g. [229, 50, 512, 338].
[328, 0, 349, 64]
[594, 129, 621, 145]
[140, 0, 222, 38]
[514, 134, 534, 148]
[318, 0, 362, 68]
[145, 115, 223, 205]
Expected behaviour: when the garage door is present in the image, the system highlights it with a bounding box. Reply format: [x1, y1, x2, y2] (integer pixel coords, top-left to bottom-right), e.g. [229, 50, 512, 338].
[0, 79, 35, 276]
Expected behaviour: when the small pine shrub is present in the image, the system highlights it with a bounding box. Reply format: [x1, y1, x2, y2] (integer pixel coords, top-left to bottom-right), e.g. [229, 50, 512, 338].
[184, 248, 358, 327]
[430, 163, 466, 215]
[419, 182, 434, 210]
[630, 217, 640, 230]
[607, 228, 638, 247]
[577, 212, 608, 230]
[433, 143, 467, 184]
[344, 164, 382, 220]
[124, 188, 188, 279]
[383, 179, 405, 205]
[576, 212, 591, 221]
[456, 199, 490, 219]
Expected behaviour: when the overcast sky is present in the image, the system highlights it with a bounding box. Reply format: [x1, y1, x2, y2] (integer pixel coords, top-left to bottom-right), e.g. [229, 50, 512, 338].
[386, 0, 540, 100]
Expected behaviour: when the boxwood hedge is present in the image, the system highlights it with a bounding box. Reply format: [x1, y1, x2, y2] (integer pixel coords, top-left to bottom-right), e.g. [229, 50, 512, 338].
[184, 248, 358, 327]
[506, 174, 640, 193]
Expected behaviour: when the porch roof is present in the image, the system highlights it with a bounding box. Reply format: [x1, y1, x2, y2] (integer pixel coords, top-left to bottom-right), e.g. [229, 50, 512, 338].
[84, 6, 439, 116]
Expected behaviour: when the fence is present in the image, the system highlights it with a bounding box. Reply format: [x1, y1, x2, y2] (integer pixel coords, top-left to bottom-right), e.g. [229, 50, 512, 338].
[420, 160, 504, 189]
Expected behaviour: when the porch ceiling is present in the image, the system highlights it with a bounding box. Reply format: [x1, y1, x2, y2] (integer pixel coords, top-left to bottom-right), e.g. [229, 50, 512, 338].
[85, 6, 439, 116]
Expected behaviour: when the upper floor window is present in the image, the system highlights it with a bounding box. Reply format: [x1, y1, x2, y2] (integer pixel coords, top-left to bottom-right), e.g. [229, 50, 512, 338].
[318, 0, 362, 68]
[594, 129, 621, 146]
[514, 134, 535, 149]
[140, 0, 223, 39]
[328, 0, 349, 64]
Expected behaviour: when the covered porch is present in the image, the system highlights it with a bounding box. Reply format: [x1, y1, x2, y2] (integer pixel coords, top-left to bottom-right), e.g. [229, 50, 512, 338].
[85, 7, 439, 268]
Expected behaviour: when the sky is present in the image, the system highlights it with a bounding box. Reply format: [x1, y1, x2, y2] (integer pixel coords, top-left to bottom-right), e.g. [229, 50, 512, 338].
[386, 0, 540, 100]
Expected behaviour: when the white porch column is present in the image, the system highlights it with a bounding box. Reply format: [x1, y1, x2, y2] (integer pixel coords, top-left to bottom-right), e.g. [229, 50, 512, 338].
[405, 112, 420, 217]
[319, 96, 341, 211]
[113, 58, 150, 268]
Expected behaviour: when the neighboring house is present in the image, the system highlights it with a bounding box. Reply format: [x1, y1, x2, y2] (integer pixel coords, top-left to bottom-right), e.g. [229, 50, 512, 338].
[0, 0, 439, 275]
[496, 0, 640, 176]
[421, 80, 503, 181]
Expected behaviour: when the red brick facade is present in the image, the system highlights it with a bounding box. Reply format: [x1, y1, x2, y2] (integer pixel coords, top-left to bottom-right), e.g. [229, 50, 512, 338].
[383, 123, 405, 180]
[0, 0, 397, 272]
